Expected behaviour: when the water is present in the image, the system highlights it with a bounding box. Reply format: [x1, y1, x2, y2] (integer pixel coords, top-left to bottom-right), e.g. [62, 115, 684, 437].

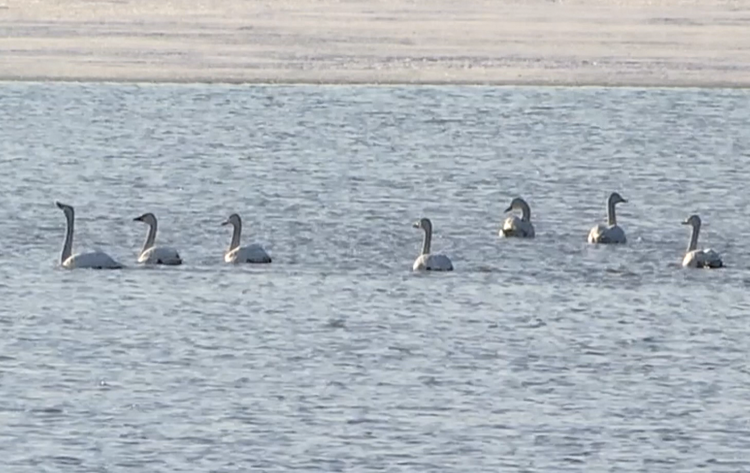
[1, 83, 750, 472]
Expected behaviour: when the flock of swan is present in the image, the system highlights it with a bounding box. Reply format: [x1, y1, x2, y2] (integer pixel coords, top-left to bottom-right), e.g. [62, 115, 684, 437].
[55, 191, 723, 272]
[56, 202, 271, 269]
[411, 192, 721, 271]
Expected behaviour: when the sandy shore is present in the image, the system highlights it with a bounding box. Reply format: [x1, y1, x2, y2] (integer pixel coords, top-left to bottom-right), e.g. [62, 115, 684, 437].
[1, 0, 748, 87]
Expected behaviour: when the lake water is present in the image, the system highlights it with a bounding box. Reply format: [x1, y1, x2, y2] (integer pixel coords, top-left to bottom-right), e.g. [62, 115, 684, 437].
[1, 83, 750, 472]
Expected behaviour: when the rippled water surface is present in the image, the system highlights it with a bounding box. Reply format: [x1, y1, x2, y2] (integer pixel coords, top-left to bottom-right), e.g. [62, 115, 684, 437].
[1, 83, 750, 472]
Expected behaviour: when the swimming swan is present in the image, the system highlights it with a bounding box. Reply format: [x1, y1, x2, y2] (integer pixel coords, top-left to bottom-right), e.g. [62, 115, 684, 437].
[500, 197, 535, 238]
[133, 212, 183, 265]
[55, 201, 123, 269]
[221, 213, 272, 264]
[681, 215, 723, 268]
[588, 192, 627, 244]
[412, 217, 453, 271]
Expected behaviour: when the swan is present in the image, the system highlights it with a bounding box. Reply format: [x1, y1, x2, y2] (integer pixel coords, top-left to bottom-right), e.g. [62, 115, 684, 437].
[500, 197, 535, 238]
[133, 212, 183, 265]
[588, 192, 628, 244]
[681, 215, 723, 268]
[55, 201, 123, 269]
[222, 213, 272, 264]
[412, 217, 453, 271]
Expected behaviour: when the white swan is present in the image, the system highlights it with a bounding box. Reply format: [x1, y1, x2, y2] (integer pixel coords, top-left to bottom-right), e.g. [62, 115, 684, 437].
[500, 197, 535, 238]
[681, 214, 723, 268]
[55, 201, 123, 269]
[222, 213, 272, 264]
[412, 217, 453, 271]
[588, 192, 627, 244]
[133, 212, 183, 265]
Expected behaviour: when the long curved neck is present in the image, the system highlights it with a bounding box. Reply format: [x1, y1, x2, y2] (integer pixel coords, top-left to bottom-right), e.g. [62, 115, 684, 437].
[61, 212, 74, 263]
[687, 223, 700, 253]
[141, 221, 157, 255]
[520, 202, 531, 222]
[421, 226, 432, 255]
[607, 198, 617, 226]
[229, 221, 242, 252]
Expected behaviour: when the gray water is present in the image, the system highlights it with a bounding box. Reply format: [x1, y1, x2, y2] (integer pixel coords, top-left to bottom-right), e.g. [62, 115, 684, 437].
[1, 83, 750, 472]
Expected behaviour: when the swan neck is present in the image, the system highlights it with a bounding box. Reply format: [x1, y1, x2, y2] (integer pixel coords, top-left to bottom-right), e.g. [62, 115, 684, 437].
[141, 221, 157, 255]
[61, 211, 74, 264]
[688, 222, 700, 253]
[421, 226, 432, 255]
[607, 199, 617, 226]
[520, 202, 531, 222]
[229, 221, 242, 252]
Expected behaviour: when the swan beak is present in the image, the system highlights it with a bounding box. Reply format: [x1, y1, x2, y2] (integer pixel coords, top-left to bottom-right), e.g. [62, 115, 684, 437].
[55, 201, 64, 210]
[681, 220, 689, 225]
[133, 216, 142, 222]
[221, 220, 230, 226]
[504, 206, 512, 213]
[412, 222, 420, 228]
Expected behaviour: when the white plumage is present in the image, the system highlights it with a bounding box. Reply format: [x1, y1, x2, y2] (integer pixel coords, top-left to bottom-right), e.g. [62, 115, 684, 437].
[412, 217, 453, 271]
[56, 201, 123, 270]
[588, 192, 628, 244]
[222, 213, 272, 264]
[133, 212, 182, 265]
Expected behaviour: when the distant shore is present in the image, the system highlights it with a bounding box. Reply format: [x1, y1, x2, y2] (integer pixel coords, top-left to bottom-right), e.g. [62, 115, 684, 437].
[1, 0, 748, 88]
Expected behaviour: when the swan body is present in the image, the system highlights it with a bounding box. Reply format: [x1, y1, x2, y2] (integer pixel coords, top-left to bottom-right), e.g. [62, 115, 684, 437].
[137, 246, 183, 265]
[222, 213, 272, 264]
[62, 251, 123, 269]
[56, 201, 123, 270]
[588, 192, 627, 244]
[133, 213, 182, 265]
[412, 217, 453, 271]
[681, 215, 723, 268]
[588, 223, 626, 245]
[501, 197, 535, 238]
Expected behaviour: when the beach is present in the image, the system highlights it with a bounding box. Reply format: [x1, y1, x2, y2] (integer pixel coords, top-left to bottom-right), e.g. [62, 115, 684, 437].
[1, 0, 748, 86]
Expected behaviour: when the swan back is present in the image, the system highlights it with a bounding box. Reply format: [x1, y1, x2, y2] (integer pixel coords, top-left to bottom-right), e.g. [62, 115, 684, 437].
[138, 246, 183, 265]
[588, 224, 626, 244]
[64, 251, 123, 269]
[413, 253, 453, 271]
[225, 244, 272, 264]
[682, 249, 723, 268]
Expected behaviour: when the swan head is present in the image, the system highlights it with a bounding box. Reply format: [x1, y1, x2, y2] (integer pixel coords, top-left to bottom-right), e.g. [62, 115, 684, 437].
[133, 212, 157, 225]
[608, 192, 627, 205]
[504, 197, 528, 213]
[55, 201, 74, 217]
[222, 213, 242, 227]
[412, 217, 432, 232]
[682, 214, 702, 228]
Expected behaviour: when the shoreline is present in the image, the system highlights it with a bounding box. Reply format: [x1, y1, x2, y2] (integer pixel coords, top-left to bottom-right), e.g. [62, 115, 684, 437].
[1, 77, 749, 90]
[1, 0, 748, 89]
